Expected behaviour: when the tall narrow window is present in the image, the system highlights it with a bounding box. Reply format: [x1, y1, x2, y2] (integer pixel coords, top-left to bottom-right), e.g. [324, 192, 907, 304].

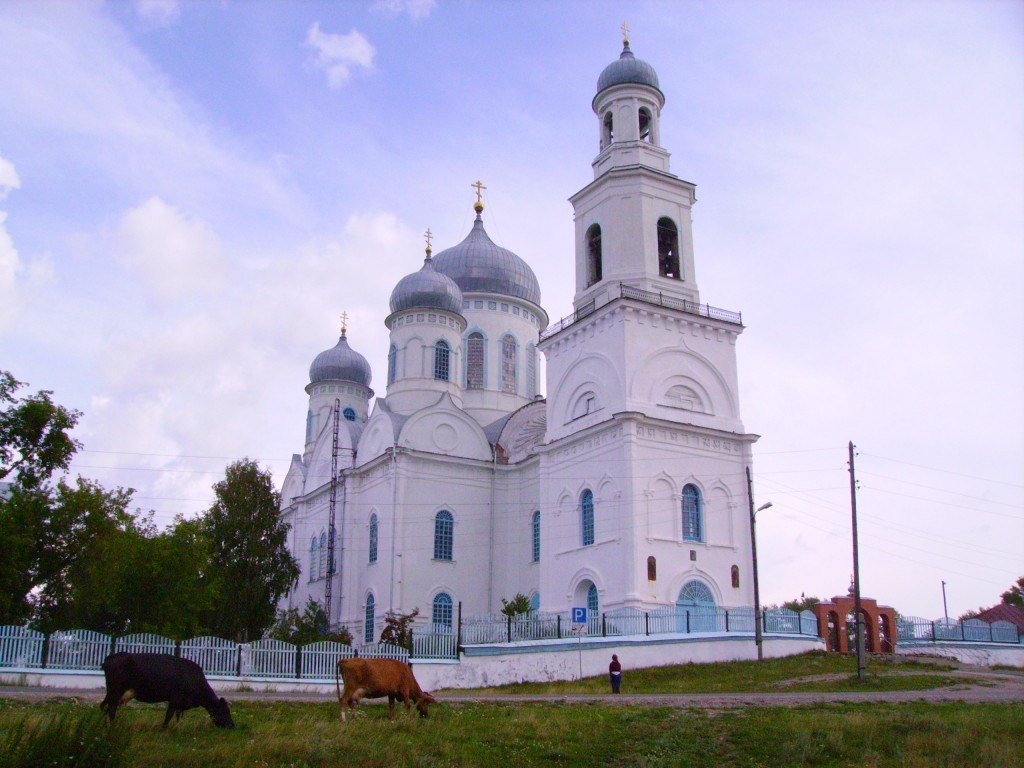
[309, 535, 318, 581]
[731, 565, 740, 589]
[526, 343, 537, 399]
[587, 583, 599, 614]
[364, 593, 375, 644]
[501, 335, 517, 394]
[432, 592, 453, 630]
[387, 344, 397, 385]
[531, 510, 541, 563]
[466, 332, 484, 389]
[434, 340, 450, 381]
[529, 592, 540, 613]
[319, 531, 328, 580]
[580, 489, 595, 546]
[434, 510, 454, 560]
[657, 217, 680, 279]
[682, 484, 703, 542]
[368, 513, 378, 564]
[639, 107, 653, 142]
[343, 407, 356, 422]
[647, 556, 657, 581]
[586, 224, 602, 286]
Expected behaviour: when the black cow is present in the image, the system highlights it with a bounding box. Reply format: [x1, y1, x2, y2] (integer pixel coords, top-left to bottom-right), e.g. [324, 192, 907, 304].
[100, 652, 234, 728]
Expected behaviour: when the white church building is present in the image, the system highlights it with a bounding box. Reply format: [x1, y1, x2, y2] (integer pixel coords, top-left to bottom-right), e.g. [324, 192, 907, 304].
[278, 38, 758, 645]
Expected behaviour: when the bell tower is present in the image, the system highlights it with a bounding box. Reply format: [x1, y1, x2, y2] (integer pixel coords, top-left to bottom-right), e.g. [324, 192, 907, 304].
[570, 27, 700, 313]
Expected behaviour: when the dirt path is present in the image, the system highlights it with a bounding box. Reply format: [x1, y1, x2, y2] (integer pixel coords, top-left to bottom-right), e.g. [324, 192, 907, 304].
[2, 669, 1022, 709]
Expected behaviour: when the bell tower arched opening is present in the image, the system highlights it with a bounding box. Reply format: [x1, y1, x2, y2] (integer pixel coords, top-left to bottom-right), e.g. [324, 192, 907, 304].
[658, 217, 680, 279]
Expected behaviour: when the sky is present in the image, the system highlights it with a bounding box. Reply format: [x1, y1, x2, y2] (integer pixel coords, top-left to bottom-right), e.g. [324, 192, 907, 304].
[1, 0, 1021, 622]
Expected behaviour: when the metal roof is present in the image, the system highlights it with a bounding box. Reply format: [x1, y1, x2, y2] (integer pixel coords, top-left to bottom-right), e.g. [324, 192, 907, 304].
[389, 256, 464, 315]
[309, 333, 372, 387]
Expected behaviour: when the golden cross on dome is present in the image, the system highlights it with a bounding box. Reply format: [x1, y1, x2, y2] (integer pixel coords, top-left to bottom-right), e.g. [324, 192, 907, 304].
[471, 180, 487, 212]
[424, 227, 433, 255]
[621, 21, 630, 46]
[339, 311, 349, 334]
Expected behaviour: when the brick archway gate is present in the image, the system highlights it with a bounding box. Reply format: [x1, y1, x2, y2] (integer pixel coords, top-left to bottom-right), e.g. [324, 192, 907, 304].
[812, 595, 896, 653]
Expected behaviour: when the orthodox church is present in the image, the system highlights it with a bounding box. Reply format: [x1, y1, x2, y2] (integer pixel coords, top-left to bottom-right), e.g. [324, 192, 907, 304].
[278, 37, 758, 643]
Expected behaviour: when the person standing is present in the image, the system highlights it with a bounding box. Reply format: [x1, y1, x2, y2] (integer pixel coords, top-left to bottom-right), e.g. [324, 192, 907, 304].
[609, 654, 622, 693]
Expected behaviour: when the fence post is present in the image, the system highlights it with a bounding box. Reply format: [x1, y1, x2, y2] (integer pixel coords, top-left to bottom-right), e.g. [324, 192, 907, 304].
[457, 602, 463, 656]
[109, 635, 117, 659]
[989, 622, 994, 643]
[41, 634, 50, 669]
[235, 644, 242, 677]
[175, 640, 182, 658]
[557, 615, 561, 639]
[602, 613, 606, 638]
[507, 614, 512, 644]
[725, 610, 730, 633]
[762, 611, 767, 633]
[295, 644, 302, 679]
[645, 612, 650, 636]
[686, 611, 691, 634]
[931, 621, 937, 643]
[960, 621, 965, 641]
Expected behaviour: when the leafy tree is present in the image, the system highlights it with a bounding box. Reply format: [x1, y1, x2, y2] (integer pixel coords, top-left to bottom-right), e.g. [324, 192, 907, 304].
[500, 593, 532, 617]
[378, 608, 419, 650]
[202, 458, 300, 642]
[781, 594, 821, 614]
[269, 598, 352, 646]
[1001, 577, 1024, 608]
[0, 371, 81, 491]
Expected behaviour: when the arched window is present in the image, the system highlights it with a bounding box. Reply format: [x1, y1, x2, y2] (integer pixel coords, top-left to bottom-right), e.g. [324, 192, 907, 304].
[526, 343, 537, 399]
[466, 332, 484, 389]
[586, 224, 602, 286]
[682, 484, 703, 542]
[432, 592, 453, 630]
[434, 340, 450, 381]
[529, 592, 540, 613]
[309, 535, 318, 581]
[305, 409, 313, 444]
[343, 407, 356, 422]
[364, 593, 375, 644]
[580, 489, 595, 546]
[387, 344, 397, 385]
[639, 107, 653, 142]
[368, 513, 378, 564]
[657, 217, 680, 279]
[531, 510, 540, 563]
[501, 335, 517, 394]
[319, 531, 328, 580]
[678, 579, 716, 632]
[587, 583, 599, 614]
[647, 556, 657, 581]
[731, 565, 740, 589]
[433, 510, 454, 561]
[602, 111, 614, 148]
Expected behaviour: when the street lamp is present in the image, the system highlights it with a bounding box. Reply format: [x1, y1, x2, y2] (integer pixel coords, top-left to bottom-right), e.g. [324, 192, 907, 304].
[751, 500, 772, 661]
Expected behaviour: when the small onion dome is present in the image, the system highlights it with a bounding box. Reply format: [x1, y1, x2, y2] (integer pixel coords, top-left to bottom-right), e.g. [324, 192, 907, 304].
[309, 332, 372, 387]
[389, 255, 464, 315]
[432, 212, 541, 306]
[596, 42, 661, 96]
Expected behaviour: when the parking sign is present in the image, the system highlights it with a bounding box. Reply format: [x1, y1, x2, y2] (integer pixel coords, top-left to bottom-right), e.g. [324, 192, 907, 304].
[571, 606, 587, 625]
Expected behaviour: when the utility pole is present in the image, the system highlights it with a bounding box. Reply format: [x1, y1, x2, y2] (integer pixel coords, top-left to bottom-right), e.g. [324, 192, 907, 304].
[942, 580, 949, 624]
[325, 399, 341, 628]
[848, 441, 866, 681]
[746, 466, 763, 661]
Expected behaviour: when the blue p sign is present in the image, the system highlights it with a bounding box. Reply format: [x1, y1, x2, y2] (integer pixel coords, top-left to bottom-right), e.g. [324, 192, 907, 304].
[572, 607, 587, 624]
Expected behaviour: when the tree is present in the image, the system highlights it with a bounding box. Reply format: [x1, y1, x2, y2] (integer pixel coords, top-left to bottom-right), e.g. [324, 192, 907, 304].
[500, 593, 532, 617]
[270, 598, 352, 646]
[1001, 577, 1024, 608]
[379, 608, 419, 651]
[202, 458, 300, 642]
[780, 594, 821, 614]
[0, 371, 81, 491]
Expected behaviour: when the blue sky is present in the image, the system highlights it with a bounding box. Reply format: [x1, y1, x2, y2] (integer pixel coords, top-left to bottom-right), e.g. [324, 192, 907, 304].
[1, 0, 1021, 620]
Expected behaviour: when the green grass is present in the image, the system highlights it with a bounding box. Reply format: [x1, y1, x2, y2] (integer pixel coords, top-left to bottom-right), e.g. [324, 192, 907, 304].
[451, 651, 963, 695]
[0, 697, 1020, 768]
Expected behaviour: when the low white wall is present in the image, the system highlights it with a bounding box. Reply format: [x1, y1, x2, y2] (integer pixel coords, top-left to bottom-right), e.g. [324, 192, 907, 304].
[0, 633, 824, 694]
[896, 642, 1024, 668]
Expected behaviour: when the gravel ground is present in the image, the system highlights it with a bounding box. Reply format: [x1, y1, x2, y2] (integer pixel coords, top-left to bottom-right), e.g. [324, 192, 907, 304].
[2, 669, 1022, 709]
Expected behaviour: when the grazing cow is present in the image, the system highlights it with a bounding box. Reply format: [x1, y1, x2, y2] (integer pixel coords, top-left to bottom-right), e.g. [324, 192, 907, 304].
[100, 652, 234, 729]
[335, 657, 437, 721]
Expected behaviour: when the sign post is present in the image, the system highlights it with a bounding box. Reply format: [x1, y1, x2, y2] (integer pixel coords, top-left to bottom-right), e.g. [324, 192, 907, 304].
[571, 607, 587, 680]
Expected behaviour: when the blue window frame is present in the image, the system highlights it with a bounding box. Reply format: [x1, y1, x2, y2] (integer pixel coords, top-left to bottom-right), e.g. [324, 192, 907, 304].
[434, 340, 450, 381]
[368, 513, 378, 564]
[387, 344, 397, 385]
[343, 407, 356, 422]
[501, 335, 517, 393]
[466, 332, 484, 389]
[432, 592, 453, 630]
[580, 490, 594, 546]
[529, 592, 540, 612]
[319, 531, 328, 579]
[364, 593, 375, 644]
[531, 510, 540, 563]
[682, 484, 702, 541]
[587, 583, 599, 614]
[434, 510, 453, 561]
[309, 535, 318, 581]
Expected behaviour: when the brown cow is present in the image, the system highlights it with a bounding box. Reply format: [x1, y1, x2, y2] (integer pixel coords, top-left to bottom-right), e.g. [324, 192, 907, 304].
[335, 657, 437, 720]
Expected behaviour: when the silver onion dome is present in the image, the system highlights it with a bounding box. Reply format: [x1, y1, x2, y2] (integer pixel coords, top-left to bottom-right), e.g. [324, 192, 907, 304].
[309, 332, 372, 387]
[389, 255, 464, 315]
[432, 212, 541, 307]
[596, 42, 661, 96]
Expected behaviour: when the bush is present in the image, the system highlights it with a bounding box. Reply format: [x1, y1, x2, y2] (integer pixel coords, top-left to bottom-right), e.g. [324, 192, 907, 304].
[0, 709, 131, 768]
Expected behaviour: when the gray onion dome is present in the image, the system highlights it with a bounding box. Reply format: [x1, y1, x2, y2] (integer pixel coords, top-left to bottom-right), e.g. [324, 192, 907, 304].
[596, 42, 661, 95]
[389, 255, 464, 315]
[309, 332, 372, 386]
[432, 212, 541, 306]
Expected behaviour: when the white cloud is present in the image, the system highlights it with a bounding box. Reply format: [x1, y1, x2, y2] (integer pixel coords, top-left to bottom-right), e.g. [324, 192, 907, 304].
[304, 23, 375, 89]
[372, 0, 436, 19]
[0, 155, 22, 330]
[113, 196, 223, 300]
[134, 0, 180, 28]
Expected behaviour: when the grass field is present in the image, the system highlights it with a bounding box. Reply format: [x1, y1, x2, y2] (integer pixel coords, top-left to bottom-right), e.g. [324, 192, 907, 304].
[1, 653, 1021, 768]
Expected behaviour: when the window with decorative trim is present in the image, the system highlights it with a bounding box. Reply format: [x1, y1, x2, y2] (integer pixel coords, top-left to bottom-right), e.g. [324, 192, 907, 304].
[318, 531, 328, 579]
[581, 490, 595, 546]
[501, 335, 517, 394]
[387, 345, 397, 385]
[434, 510, 454, 561]
[309, 535, 318, 581]
[657, 217, 681, 279]
[466, 332, 484, 389]
[432, 592, 453, 630]
[434, 340, 450, 381]
[364, 593, 375, 644]
[531, 510, 540, 563]
[586, 223, 602, 286]
[369, 513, 378, 564]
[587, 583, 599, 614]
[682, 484, 703, 542]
